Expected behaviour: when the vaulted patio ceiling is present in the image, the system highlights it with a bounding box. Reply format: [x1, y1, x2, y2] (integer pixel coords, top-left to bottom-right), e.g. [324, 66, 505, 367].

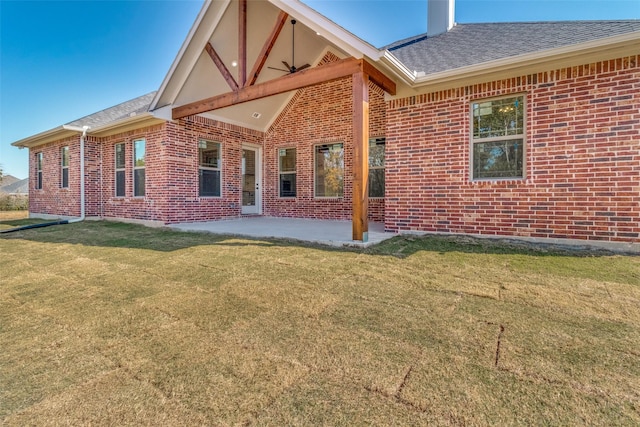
[155, 0, 395, 132]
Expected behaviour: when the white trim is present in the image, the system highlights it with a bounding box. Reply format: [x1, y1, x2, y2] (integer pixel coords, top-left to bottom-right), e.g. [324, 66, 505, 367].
[277, 147, 297, 198]
[313, 141, 345, 199]
[151, 0, 231, 111]
[268, 0, 381, 61]
[241, 143, 262, 214]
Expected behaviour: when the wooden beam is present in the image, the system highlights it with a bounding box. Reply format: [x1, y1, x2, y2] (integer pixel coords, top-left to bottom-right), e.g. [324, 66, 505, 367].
[247, 11, 288, 87]
[352, 71, 370, 242]
[362, 59, 396, 95]
[238, 0, 247, 87]
[173, 57, 363, 119]
[204, 42, 238, 91]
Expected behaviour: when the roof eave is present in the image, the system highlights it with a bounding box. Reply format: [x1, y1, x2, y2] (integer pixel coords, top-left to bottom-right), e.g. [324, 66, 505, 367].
[11, 126, 83, 149]
[88, 112, 166, 137]
[410, 31, 640, 89]
[268, 0, 381, 61]
[11, 114, 166, 149]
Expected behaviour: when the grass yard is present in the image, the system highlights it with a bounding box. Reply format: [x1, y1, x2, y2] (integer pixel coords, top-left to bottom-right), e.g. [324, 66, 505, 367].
[1, 219, 639, 426]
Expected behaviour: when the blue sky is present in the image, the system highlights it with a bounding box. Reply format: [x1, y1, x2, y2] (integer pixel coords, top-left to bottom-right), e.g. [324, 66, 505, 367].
[1, 0, 638, 179]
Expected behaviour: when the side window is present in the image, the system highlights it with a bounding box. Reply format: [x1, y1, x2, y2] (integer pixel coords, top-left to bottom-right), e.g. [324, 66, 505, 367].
[315, 143, 344, 198]
[115, 143, 125, 197]
[278, 148, 296, 198]
[61, 146, 69, 188]
[35, 152, 43, 190]
[368, 137, 385, 197]
[133, 139, 146, 197]
[471, 95, 525, 180]
[199, 140, 221, 197]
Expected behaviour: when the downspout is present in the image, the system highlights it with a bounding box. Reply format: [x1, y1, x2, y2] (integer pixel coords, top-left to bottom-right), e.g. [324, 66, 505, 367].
[68, 125, 90, 223]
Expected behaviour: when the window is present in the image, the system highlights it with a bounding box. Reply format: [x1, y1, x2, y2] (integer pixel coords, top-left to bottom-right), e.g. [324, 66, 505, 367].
[61, 146, 69, 188]
[199, 140, 221, 197]
[315, 143, 343, 197]
[115, 143, 125, 197]
[278, 148, 296, 197]
[471, 95, 525, 180]
[133, 139, 145, 197]
[369, 137, 385, 198]
[35, 152, 43, 190]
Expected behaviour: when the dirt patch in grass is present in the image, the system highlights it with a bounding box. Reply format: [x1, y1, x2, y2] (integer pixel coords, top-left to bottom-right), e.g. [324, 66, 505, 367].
[1, 220, 639, 425]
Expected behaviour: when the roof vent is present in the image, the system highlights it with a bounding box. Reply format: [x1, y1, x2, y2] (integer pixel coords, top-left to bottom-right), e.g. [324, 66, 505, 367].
[251, 112, 262, 119]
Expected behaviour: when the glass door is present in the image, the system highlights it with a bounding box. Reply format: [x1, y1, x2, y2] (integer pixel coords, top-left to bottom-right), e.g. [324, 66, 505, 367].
[241, 146, 260, 214]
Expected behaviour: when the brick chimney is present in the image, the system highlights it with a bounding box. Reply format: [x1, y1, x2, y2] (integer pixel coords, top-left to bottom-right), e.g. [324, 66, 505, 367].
[427, 0, 455, 37]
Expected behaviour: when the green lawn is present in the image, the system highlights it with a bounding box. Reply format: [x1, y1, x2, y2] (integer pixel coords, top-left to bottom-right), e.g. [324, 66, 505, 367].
[1, 219, 639, 425]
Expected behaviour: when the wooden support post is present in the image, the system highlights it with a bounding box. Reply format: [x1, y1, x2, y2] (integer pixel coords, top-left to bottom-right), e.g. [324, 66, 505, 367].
[352, 72, 369, 242]
[238, 0, 247, 87]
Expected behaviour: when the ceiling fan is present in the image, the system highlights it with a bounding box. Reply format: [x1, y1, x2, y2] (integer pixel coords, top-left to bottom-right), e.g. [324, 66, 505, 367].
[268, 19, 311, 74]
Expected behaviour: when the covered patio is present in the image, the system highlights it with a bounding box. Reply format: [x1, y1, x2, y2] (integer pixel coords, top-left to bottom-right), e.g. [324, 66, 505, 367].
[170, 217, 395, 247]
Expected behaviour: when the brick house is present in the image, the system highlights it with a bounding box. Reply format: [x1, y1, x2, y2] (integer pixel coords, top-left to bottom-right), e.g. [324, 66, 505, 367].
[12, 0, 640, 250]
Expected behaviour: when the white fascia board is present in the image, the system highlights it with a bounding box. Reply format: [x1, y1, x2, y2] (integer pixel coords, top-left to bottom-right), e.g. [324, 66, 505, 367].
[379, 50, 418, 85]
[151, 0, 231, 110]
[411, 31, 640, 88]
[88, 113, 166, 137]
[11, 126, 80, 149]
[269, 0, 382, 61]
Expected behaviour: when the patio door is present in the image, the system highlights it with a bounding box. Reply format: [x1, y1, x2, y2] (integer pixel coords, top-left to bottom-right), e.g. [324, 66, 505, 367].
[241, 145, 261, 215]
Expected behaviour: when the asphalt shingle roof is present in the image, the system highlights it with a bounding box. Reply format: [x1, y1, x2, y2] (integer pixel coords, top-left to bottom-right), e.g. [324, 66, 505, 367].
[386, 21, 640, 75]
[65, 91, 157, 129]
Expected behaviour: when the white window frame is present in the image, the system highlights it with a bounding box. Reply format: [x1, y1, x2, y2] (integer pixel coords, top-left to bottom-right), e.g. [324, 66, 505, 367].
[115, 143, 126, 197]
[198, 140, 222, 198]
[368, 137, 385, 198]
[314, 142, 344, 198]
[35, 152, 43, 190]
[470, 94, 526, 181]
[61, 146, 69, 189]
[278, 148, 296, 198]
[133, 139, 146, 197]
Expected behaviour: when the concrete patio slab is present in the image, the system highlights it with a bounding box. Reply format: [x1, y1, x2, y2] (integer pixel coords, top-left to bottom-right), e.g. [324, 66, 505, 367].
[169, 217, 396, 247]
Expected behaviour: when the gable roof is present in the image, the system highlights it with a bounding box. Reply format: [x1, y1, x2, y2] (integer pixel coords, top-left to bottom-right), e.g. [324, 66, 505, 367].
[387, 20, 640, 76]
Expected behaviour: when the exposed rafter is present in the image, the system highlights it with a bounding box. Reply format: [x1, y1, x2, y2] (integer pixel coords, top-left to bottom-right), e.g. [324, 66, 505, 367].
[204, 42, 239, 91]
[172, 57, 395, 119]
[247, 11, 289, 86]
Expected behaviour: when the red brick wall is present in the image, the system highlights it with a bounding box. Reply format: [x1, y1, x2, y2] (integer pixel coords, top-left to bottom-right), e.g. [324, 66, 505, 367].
[386, 55, 640, 243]
[96, 118, 263, 223]
[263, 53, 387, 222]
[29, 135, 82, 217]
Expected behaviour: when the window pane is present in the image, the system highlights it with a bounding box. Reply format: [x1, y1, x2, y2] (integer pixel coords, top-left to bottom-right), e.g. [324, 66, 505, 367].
[37, 153, 43, 171]
[61, 146, 69, 167]
[315, 143, 344, 197]
[37, 172, 42, 190]
[115, 143, 125, 168]
[369, 168, 385, 198]
[134, 169, 145, 196]
[62, 168, 69, 188]
[473, 139, 523, 179]
[199, 169, 221, 197]
[279, 148, 296, 172]
[472, 96, 524, 139]
[369, 138, 385, 168]
[279, 173, 296, 198]
[134, 140, 146, 167]
[199, 140, 220, 168]
[116, 170, 125, 197]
